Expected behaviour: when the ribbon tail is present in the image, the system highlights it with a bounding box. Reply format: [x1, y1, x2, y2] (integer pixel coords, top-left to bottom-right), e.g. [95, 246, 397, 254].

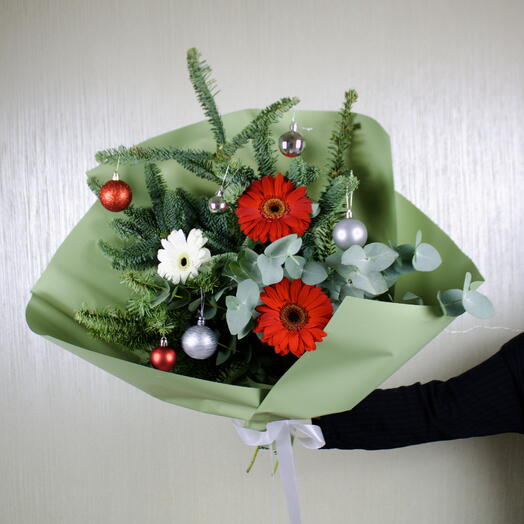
[275, 424, 303, 524]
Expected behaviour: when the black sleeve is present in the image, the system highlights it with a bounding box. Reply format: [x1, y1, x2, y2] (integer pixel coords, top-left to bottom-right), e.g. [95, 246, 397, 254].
[317, 333, 524, 450]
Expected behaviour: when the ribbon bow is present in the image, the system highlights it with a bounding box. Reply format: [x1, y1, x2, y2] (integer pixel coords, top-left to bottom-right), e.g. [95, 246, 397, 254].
[233, 419, 325, 524]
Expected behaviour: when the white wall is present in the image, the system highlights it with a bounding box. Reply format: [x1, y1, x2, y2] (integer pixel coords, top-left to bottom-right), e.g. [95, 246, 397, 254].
[1, 0, 523, 523]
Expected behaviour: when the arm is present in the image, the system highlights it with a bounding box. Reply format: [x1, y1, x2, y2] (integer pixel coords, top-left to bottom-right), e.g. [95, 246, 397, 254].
[317, 333, 524, 450]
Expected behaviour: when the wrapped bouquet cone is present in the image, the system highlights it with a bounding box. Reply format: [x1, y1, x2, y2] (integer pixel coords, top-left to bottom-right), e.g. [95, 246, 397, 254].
[26, 108, 482, 430]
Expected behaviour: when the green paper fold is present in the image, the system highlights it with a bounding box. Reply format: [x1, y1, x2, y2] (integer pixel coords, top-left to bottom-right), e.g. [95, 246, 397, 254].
[26, 109, 482, 429]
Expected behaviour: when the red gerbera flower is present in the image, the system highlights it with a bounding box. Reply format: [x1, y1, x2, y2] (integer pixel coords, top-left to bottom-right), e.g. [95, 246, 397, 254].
[254, 278, 333, 357]
[235, 173, 312, 243]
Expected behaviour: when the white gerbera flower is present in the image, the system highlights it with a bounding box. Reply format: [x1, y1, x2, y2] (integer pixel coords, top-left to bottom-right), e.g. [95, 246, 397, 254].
[157, 228, 211, 284]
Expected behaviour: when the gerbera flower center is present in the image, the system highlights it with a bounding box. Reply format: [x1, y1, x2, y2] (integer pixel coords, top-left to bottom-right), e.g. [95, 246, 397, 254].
[279, 303, 308, 330]
[178, 254, 190, 270]
[261, 197, 288, 219]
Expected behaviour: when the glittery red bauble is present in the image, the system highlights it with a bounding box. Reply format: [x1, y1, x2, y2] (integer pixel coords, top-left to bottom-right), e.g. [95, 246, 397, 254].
[99, 180, 132, 212]
[150, 345, 177, 372]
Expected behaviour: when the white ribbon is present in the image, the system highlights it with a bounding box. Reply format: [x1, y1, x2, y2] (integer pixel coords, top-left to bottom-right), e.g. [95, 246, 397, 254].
[233, 419, 325, 524]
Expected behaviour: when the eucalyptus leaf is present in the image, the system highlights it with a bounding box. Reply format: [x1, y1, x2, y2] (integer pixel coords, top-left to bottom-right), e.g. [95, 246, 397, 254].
[329, 254, 355, 279]
[264, 234, 302, 258]
[214, 286, 232, 302]
[204, 304, 217, 319]
[150, 280, 171, 307]
[390, 245, 416, 275]
[463, 290, 494, 319]
[238, 318, 256, 340]
[437, 289, 465, 317]
[340, 284, 364, 300]
[225, 295, 240, 310]
[228, 260, 249, 282]
[402, 291, 424, 305]
[239, 248, 262, 282]
[285, 256, 306, 279]
[325, 251, 342, 267]
[382, 266, 401, 288]
[463, 272, 472, 293]
[188, 297, 201, 312]
[257, 254, 284, 285]
[349, 270, 388, 296]
[301, 260, 328, 285]
[363, 243, 399, 272]
[413, 243, 442, 272]
[216, 348, 232, 366]
[311, 203, 320, 218]
[341, 245, 367, 269]
[237, 279, 260, 309]
[321, 273, 347, 301]
[226, 305, 252, 335]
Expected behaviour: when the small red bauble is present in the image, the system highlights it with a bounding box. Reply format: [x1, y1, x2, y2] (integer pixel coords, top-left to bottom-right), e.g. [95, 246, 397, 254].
[99, 173, 132, 212]
[150, 337, 176, 372]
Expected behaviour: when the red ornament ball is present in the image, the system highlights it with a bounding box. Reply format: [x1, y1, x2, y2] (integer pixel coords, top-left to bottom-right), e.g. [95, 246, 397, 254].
[99, 179, 132, 212]
[150, 342, 177, 372]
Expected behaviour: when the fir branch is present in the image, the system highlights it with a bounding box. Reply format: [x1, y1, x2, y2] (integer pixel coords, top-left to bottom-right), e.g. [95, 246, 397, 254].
[304, 173, 360, 260]
[216, 354, 250, 384]
[328, 89, 359, 178]
[194, 197, 242, 253]
[99, 238, 160, 271]
[144, 163, 166, 206]
[312, 218, 339, 260]
[120, 269, 164, 296]
[222, 97, 300, 158]
[87, 176, 102, 195]
[143, 306, 175, 335]
[228, 165, 257, 185]
[110, 217, 149, 241]
[316, 174, 359, 220]
[109, 206, 158, 242]
[121, 206, 159, 238]
[95, 145, 185, 165]
[287, 158, 321, 187]
[186, 252, 238, 292]
[186, 48, 226, 145]
[162, 188, 199, 232]
[186, 271, 221, 293]
[252, 123, 277, 176]
[144, 163, 167, 231]
[74, 306, 153, 351]
[170, 149, 218, 182]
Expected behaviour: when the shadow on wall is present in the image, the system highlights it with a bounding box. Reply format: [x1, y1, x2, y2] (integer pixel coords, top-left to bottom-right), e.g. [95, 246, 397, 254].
[483, 433, 524, 524]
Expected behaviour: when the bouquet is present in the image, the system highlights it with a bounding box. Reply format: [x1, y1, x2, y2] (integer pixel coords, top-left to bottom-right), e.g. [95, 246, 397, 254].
[27, 48, 493, 430]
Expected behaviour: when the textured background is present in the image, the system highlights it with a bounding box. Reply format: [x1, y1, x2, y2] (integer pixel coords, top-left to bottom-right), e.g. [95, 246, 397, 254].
[1, 0, 523, 523]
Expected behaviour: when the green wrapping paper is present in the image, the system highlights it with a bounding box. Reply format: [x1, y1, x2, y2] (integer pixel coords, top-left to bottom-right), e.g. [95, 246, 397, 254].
[26, 109, 482, 430]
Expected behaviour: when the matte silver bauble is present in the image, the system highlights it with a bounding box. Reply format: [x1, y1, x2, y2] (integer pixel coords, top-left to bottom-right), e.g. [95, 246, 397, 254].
[332, 218, 368, 249]
[278, 122, 305, 157]
[181, 317, 218, 359]
[208, 189, 228, 213]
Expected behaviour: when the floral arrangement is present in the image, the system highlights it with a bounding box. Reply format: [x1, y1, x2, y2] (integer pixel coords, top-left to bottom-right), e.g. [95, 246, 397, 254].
[61, 48, 494, 386]
[27, 48, 492, 429]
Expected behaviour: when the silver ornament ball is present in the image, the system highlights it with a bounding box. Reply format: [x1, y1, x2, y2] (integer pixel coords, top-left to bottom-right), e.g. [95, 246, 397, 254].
[332, 218, 368, 250]
[182, 318, 218, 359]
[278, 130, 305, 157]
[208, 189, 228, 214]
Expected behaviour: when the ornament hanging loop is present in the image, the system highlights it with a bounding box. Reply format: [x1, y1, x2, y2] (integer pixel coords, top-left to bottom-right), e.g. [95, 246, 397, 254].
[112, 154, 121, 181]
[290, 112, 313, 132]
[198, 288, 206, 325]
[345, 183, 354, 219]
[218, 164, 230, 193]
[209, 163, 237, 213]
